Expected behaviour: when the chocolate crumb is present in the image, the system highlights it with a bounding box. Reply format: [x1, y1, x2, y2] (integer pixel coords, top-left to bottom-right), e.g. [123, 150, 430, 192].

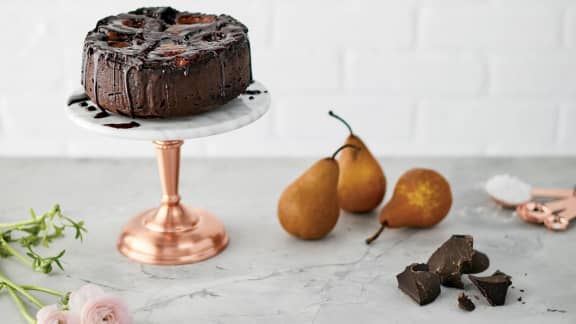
[474, 295, 480, 300]
[547, 308, 567, 313]
[249, 96, 254, 100]
[519, 289, 525, 293]
[80, 101, 88, 107]
[458, 293, 475, 312]
[518, 297, 522, 302]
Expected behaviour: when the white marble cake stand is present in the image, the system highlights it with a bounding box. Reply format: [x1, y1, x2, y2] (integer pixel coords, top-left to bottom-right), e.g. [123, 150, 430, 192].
[65, 81, 270, 265]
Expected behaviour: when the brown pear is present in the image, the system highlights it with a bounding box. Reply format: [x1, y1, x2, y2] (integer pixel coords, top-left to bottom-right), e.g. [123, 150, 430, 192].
[329, 111, 386, 213]
[278, 145, 357, 240]
[366, 168, 452, 244]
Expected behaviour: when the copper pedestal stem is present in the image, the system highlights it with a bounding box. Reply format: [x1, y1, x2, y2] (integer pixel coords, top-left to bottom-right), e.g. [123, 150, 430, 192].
[117, 140, 229, 265]
[144, 141, 197, 232]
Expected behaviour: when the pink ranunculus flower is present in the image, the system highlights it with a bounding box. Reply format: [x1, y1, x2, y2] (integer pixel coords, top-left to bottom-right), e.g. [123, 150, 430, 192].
[36, 304, 79, 324]
[69, 284, 132, 324]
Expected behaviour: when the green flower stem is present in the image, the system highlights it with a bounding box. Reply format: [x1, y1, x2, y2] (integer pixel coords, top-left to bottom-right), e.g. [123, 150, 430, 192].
[7, 287, 36, 324]
[0, 273, 44, 308]
[21, 285, 65, 298]
[1, 239, 33, 267]
[0, 219, 39, 229]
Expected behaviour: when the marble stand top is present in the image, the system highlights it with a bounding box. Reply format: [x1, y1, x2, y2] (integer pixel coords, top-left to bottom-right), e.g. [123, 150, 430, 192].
[65, 81, 270, 140]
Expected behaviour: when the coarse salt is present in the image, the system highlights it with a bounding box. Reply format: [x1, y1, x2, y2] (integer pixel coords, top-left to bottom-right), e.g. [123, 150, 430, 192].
[485, 174, 532, 205]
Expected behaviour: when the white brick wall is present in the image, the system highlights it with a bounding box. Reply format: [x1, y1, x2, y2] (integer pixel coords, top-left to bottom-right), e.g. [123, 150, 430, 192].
[0, 0, 575, 157]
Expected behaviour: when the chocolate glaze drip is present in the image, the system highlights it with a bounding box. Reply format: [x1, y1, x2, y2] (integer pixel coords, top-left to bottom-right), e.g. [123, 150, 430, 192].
[82, 7, 252, 118]
[247, 39, 253, 83]
[67, 93, 90, 106]
[123, 66, 134, 117]
[215, 51, 226, 97]
[244, 89, 261, 95]
[104, 121, 140, 129]
[93, 52, 100, 107]
[94, 109, 110, 119]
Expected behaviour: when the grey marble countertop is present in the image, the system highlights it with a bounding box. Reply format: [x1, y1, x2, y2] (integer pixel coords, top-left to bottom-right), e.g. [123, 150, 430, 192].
[0, 157, 575, 323]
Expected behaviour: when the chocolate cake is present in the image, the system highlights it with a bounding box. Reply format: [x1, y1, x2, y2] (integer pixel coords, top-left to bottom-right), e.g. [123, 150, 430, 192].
[82, 7, 252, 118]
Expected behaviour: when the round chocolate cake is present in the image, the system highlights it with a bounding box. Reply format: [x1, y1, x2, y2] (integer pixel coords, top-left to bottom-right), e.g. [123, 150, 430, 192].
[82, 7, 252, 118]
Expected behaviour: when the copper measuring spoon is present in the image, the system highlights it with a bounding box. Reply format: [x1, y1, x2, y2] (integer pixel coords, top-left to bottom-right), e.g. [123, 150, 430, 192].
[516, 194, 576, 231]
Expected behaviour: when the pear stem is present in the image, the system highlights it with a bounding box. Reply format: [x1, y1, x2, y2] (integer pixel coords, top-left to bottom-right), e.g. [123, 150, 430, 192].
[365, 223, 386, 245]
[328, 111, 353, 135]
[331, 144, 360, 160]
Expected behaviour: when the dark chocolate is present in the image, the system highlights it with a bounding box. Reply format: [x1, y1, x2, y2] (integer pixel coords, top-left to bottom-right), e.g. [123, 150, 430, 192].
[82, 7, 252, 118]
[462, 250, 490, 274]
[103, 121, 140, 129]
[396, 263, 441, 306]
[469, 270, 512, 306]
[427, 235, 475, 288]
[458, 293, 475, 312]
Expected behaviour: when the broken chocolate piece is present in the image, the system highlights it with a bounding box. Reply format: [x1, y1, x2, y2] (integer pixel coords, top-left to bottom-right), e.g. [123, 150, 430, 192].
[469, 270, 512, 306]
[458, 293, 475, 312]
[462, 250, 490, 274]
[396, 263, 441, 306]
[427, 235, 475, 288]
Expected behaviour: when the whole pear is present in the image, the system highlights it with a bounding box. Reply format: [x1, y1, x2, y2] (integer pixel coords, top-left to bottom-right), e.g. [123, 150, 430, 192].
[329, 111, 387, 213]
[366, 168, 452, 244]
[278, 145, 358, 240]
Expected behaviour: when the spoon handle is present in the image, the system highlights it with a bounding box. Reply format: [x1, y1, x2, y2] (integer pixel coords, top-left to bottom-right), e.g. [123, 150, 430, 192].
[531, 188, 574, 199]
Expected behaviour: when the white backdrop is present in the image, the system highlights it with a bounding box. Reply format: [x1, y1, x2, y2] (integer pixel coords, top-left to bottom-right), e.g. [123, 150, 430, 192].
[0, 0, 575, 157]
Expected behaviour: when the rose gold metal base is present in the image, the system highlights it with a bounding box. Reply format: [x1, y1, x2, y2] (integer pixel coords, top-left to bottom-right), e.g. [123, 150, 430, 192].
[117, 140, 229, 265]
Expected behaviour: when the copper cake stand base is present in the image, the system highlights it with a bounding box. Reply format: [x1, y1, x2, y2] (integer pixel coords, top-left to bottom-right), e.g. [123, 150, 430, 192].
[117, 140, 228, 265]
[66, 81, 270, 265]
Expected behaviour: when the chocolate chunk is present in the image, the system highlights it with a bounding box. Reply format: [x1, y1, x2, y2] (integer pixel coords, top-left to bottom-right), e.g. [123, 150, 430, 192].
[427, 235, 475, 288]
[462, 250, 490, 274]
[469, 270, 512, 306]
[458, 293, 475, 312]
[396, 263, 441, 306]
